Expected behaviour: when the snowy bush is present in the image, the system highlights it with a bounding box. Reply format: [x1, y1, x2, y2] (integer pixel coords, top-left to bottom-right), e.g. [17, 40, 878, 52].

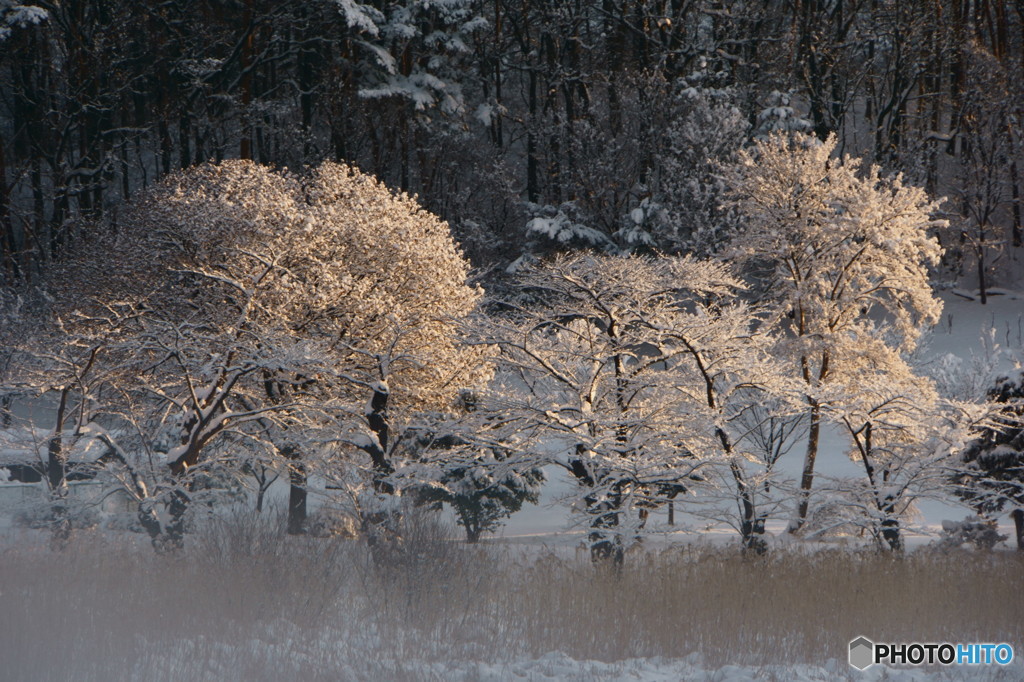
[952, 370, 1024, 549]
[524, 202, 613, 251]
[409, 424, 545, 543]
[935, 515, 1007, 551]
[752, 91, 814, 140]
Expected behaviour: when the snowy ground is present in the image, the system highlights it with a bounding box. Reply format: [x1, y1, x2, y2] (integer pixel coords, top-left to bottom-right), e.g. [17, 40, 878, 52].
[125, 640, 1024, 681]
[368, 658, 1023, 682]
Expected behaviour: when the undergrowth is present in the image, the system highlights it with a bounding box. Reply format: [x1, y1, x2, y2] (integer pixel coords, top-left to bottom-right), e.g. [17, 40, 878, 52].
[2, 508, 1020, 681]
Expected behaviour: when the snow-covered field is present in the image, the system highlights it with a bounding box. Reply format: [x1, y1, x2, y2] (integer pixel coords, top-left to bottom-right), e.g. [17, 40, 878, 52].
[34, 642, 1023, 682]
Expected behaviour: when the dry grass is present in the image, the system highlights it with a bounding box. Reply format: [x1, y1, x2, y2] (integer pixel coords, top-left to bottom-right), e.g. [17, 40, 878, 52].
[1, 510, 1021, 681]
[502, 546, 1024, 665]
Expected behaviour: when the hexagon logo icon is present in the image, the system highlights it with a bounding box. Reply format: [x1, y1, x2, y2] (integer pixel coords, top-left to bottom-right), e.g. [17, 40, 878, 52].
[849, 636, 874, 670]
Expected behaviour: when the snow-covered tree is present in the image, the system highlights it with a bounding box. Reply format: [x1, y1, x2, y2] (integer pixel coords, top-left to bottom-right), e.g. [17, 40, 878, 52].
[337, 0, 484, 115]
[822, 340, 954, 551]
[407, 415, 545, 543]
[0, 282, 133, 545]
[332, 0, 488, 195]
[31, 160, 490, 548]
[655, 85, 749, 255]
[723, 133, 946, 531]
[752, 91, 814, 141]
[954, 370, 1024, 550]
[0, 1, 45, 41]
[482, 253, 784, 559]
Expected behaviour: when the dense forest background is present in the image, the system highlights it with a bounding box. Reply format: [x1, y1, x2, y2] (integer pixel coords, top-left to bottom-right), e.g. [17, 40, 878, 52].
[2, 0, 1023, 286]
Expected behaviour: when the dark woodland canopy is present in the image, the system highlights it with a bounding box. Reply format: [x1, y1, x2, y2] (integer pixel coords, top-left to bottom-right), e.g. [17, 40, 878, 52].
[2, 0, 1023, 284]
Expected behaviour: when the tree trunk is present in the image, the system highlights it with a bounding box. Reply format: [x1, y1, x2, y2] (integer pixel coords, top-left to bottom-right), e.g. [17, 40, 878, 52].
[724, 432, 765, 552]
[159, 118, 172, 177]
[587, 487, 624, 566]
[0, 135, 19, 282]
[527, 69, 539, 203]
[1012, 508, 1024, 550]
[880, 499, 903, 552]
[463, 516, 481, 543]
[491, 0, 504, 147]
[298, 8, 316, 160]
[255, 466, 276, 515]
[359, 383, 397, 544]
[735, 470, 766, 554]
[163, 487, 190, 551]
[977, 234, 988, 304]
[48, 387, 71, 545]
[792, 398, 822, 531]
[138, 500, 164, 546]
[1010, 159, 1022, 248]
[880, 517, 902, 551]
[853, 421, 902, 551]
[283, 446, 306, 535]
[0, 394, 11, 428]
[287, 460, 307, 535]
[365, 384, 395, 494]
[179, 115, 191, 169]
[589, 526, 623, 565]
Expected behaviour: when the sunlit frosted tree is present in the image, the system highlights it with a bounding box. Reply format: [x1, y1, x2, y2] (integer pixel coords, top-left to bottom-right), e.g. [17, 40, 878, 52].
[31, 160, 490, 547]
[723, 133, 945, 531]
[482, 253, 785, 560]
